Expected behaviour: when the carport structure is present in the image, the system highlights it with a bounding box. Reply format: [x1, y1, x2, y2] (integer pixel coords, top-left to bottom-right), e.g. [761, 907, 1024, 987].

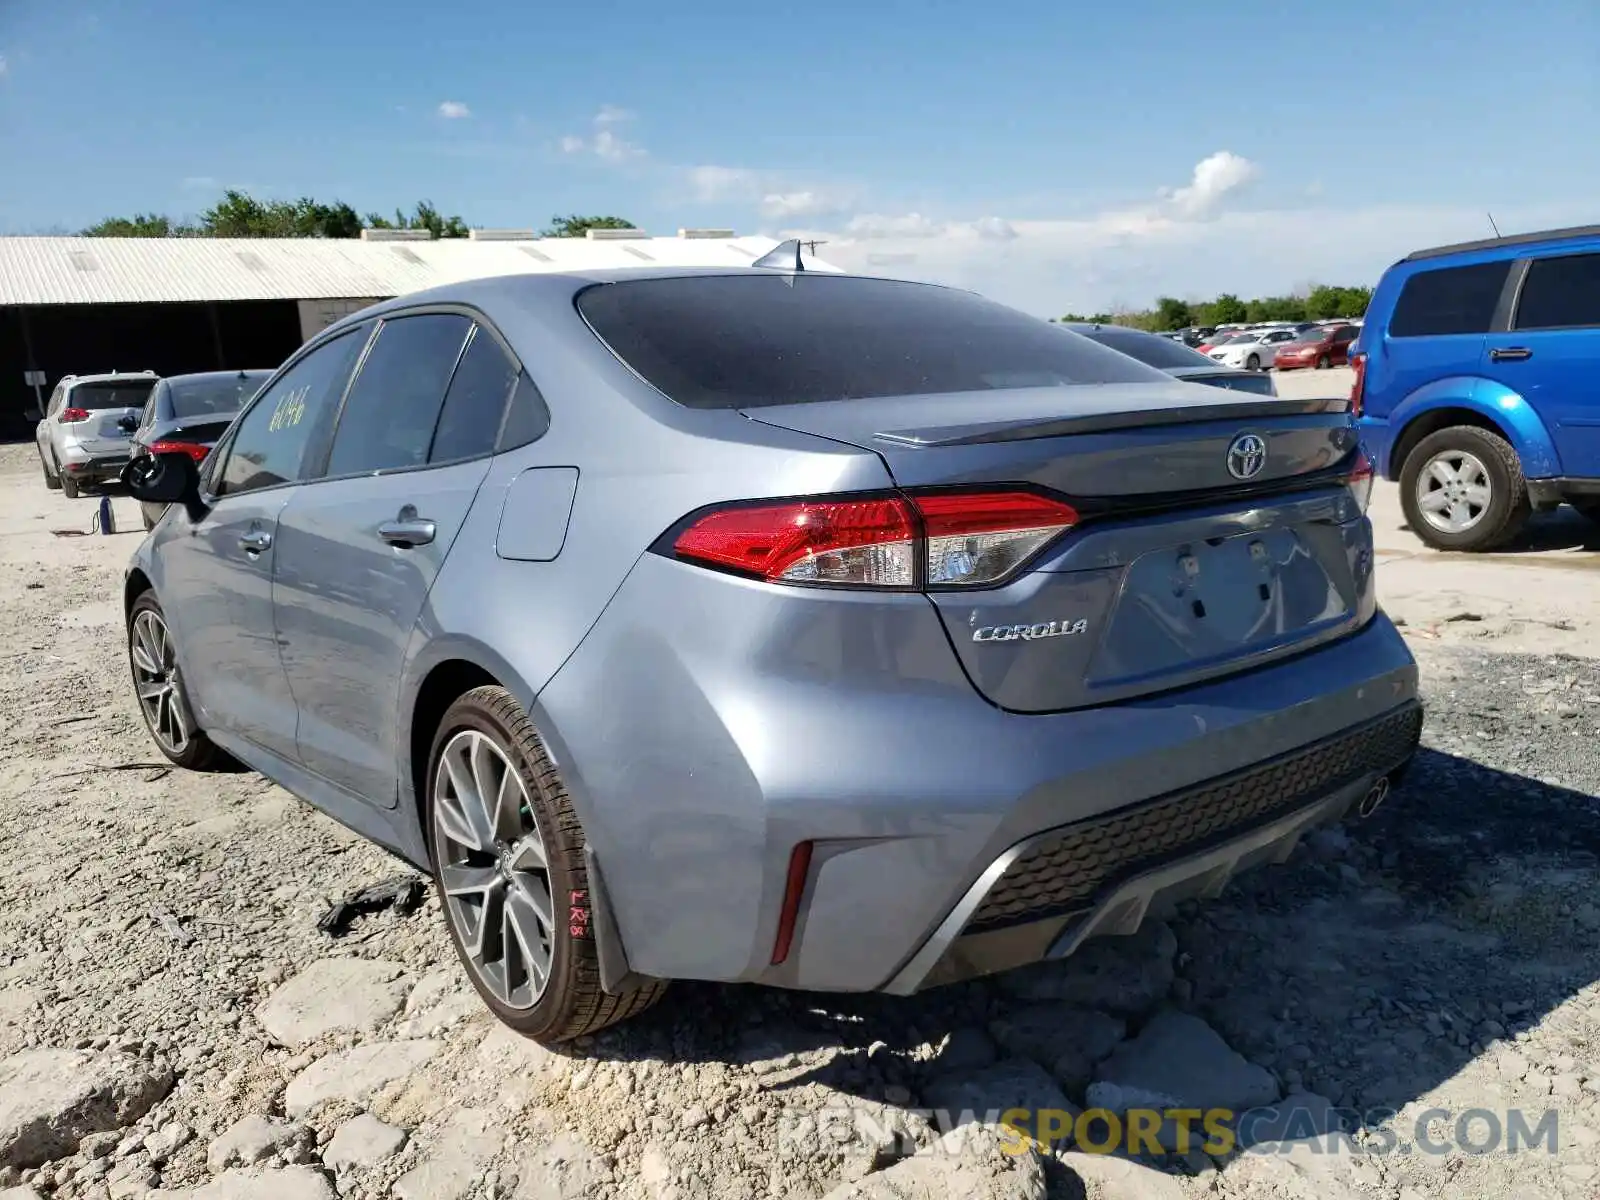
[0, 228, 785, 439]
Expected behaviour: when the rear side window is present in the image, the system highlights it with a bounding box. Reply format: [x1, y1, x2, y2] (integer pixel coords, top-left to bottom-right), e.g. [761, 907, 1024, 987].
[497, 375, 552, 451]
[1514, 252, 1600, 331]
[577, 275, 1165, 409]
[428, 326, 520, 464]
[325, 314, 472, 476]
[1389, 261, 1509, 337]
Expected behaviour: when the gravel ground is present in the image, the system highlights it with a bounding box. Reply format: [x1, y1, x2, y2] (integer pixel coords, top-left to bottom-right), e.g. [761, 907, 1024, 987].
[2, 440, 1599, 1200]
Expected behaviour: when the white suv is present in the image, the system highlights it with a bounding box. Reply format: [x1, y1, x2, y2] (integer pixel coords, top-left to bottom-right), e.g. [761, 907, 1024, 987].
[36, 372, 160, 498]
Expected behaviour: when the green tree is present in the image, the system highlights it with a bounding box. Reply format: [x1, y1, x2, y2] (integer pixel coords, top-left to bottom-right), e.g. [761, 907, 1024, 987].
[541, 214, 637, 238]
[1153, 296, 1193, 331]
[366, 200, 470, 239]
[81, 213, 190, 237]
[1207, 293, 1248, 325]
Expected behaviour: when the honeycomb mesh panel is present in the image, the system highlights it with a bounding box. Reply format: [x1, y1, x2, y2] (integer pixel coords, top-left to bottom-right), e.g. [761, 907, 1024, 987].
[968, 704, 1423, 931]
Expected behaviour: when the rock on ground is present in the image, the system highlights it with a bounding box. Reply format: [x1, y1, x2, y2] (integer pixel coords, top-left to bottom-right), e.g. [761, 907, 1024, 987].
[321, 1113, 406, 1171]
[1057, 1152, 1188, 1200]
[0, 1049, 174, 1169]
[148, 1166, 337, 1200]
[205, 1115, 313, 1172]
[995, 922, 1177, 1014]
[393, 1108, 500, 1200]
[818, 1123, 1047, 1200]
[254, 958, 410, 1046]
[1088, 1010, 1280, 1113]
[922, 1059, 1075, 1145]
[988, 1005, 1125, 1098]
[511, 1133, 605, 1200]
[283, 1040, 440, 1117]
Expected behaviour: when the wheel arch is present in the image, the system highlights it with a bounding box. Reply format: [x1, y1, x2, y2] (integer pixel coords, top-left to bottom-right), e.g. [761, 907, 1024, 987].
[1386, 379, 1559, 481]
[124, 567, 154, 616]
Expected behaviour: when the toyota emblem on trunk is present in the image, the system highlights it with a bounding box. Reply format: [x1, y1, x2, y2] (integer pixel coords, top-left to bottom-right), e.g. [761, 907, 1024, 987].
[1226, 432, 1267, 480]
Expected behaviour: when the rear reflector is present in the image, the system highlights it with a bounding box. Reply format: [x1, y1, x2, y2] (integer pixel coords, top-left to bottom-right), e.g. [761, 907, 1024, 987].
[770, 841, 814, 965]
[58, 407, 90, 424]
[671, 490, 1079, 590]
[147, 439, 211, 463]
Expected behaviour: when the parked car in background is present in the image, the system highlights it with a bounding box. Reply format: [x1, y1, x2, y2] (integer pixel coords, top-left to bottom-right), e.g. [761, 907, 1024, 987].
[120, 262, 1418, 1043]
[132, 370, 274, 529]
[35, 371, 160, 498]
[1355, 223, 1600, 551]
[1209, 328, 1298, 371]
[1062, 322, 1278, 394]
[1273, 324, 1360, 371]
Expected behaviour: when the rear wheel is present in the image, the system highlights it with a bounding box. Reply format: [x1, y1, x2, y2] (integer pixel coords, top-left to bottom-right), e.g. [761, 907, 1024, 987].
[426, 686, 667, 1043]
[40, 451, 61, 490]
[1316, 354, 1331, 369]
[1572, 500, 1600, 525]
[1247, 353, 1262, 371]
[1399, 426, 1530, 552]
[127, 592, 226, 770]
[59, 461, 80, 499]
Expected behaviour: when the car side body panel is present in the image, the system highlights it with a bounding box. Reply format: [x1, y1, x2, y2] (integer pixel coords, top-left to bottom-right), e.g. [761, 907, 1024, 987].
[1359, 374, 1563, 480]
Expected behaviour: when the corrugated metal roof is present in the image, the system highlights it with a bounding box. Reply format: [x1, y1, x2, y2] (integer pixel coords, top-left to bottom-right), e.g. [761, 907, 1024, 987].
[0, 235, 831, 306]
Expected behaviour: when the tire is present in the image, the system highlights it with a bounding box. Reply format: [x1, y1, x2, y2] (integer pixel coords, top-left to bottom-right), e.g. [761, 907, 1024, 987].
[1399, 426, 1530, 552]
[127, 591, 227, 770]
[1572, 500, 1600, 525]
[1316, 355, 1331, 370]
[40, 451, 61, 491]
[426, 686, 667, 1043]
[60, 467, 80, 499]
[1246, 354, 1261, 371]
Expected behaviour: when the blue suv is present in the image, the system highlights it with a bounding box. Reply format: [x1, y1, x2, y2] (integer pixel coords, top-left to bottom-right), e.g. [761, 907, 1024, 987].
[1354, 224, 1600, 551]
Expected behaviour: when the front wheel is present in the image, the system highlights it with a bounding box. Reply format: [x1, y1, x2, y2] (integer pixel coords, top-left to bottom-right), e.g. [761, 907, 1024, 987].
[427, 686, 667, 1043]
[127, 592, 226, 770]
[1399, 426, 1530, 552]
[1246, 354, 1262, 371]
[1316, 355, 1331, 370]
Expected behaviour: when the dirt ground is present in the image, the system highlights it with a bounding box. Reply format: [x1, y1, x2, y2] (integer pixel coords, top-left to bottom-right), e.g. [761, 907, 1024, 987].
[3, 420, 1600, 1200]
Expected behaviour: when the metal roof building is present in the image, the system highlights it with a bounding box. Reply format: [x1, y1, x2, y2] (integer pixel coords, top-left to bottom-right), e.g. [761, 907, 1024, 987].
[0, 229, 823, 437]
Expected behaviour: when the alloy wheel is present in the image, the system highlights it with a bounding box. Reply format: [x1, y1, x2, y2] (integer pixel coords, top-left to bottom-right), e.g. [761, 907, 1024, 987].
[433, 729, 556, 1011]
[130, 609, 190, 755]
[1415, 449, 1491, 534]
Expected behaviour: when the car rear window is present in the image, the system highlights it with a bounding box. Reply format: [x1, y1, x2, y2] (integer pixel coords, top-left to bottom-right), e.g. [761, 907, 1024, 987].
[1389, 261, 1510, 337]
[69, 381, 157, 410]
[1075, 326, 1216, 370]
[1190, 372, 1275, 396]
[170, 373, 272, 418]
[576, 275, 1167, 410]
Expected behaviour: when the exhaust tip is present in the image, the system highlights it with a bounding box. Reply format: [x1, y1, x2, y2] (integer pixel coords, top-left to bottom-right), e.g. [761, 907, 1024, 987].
[1357, 777, 1391, 819]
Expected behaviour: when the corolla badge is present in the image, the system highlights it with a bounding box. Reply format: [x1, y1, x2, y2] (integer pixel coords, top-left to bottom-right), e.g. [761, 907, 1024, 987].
[973, 618, 1089, 643]
[1226, 432, 1267, 481]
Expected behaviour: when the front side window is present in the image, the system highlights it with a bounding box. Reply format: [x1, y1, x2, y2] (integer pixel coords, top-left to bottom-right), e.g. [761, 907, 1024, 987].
[1514, 252, 1600, 331]
[324, 313, 473, 476]
[577, 274, 1166, 410]
[1390, 261, 1510, 338]
[215, 329, 369, 497]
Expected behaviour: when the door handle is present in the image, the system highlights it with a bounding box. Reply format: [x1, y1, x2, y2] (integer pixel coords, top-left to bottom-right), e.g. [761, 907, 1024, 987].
[1490, 347, 1533, 362]
[378, 516, 436, 548]
[238, 529, 272, 554]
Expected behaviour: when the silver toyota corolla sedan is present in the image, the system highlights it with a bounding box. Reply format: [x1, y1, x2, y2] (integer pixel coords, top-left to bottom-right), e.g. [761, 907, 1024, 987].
[122, 257, 1421, 1043]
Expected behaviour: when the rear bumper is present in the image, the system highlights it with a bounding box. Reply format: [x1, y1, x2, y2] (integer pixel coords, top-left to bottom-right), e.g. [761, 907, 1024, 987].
[59, 450, 131, 485]
[534, 545, 1420, 994]
[1356, 415, 1398, 478]
[885, 701, 1420, 993]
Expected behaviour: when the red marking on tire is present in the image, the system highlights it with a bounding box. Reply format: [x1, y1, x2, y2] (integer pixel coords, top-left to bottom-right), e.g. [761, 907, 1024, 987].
[569, 890, 591, 940]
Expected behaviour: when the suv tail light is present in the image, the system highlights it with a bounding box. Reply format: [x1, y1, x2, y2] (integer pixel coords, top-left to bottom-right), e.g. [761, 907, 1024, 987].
[670, 490, 1080, 590]
[147, 439, 211, 463]
[58, 407, 91, 424]
[1349, 351, 1367, 418]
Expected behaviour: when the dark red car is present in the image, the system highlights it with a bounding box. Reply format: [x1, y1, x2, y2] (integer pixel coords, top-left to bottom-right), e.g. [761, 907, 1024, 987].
[1274, 323, 1360, 371]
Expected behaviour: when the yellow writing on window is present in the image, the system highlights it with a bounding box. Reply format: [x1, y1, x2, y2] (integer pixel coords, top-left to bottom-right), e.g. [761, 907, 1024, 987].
[268, 386, 310, 433]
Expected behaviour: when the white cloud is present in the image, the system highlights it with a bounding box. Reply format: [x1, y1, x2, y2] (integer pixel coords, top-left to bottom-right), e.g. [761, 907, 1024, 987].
[561, 107, 645, 162]
[1165, 150, 1258, 218]
[687, 166, 759, 201]
[846, 212, 944, 239]
[437, 100, 472, 120]
[181, 176, 218, 191]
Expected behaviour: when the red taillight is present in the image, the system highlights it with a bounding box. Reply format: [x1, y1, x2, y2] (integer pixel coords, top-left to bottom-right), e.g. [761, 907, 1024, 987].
[671, 490, 1080, 590]
[58, 407, 90, 423]
[1345, 446, 1374, 513]
[1349, 351, 1367, 419]
[770, 841, 814, 965]
[147, 439, 211, 463]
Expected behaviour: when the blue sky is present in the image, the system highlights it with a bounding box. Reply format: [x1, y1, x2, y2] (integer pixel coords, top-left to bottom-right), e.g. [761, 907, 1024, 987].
[1, 0, 1596, 315]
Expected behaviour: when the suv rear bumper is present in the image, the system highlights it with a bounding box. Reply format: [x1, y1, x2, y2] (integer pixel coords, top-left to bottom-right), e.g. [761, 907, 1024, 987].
[59, 452, 132, 487]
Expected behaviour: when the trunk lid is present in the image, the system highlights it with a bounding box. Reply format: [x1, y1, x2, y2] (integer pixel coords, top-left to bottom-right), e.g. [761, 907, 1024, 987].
[742, 384, 1372, 711]
[77, 406, 144, 455]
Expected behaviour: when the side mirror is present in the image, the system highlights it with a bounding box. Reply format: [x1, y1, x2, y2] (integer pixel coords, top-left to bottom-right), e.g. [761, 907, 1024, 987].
[122, 452, 208, 522]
